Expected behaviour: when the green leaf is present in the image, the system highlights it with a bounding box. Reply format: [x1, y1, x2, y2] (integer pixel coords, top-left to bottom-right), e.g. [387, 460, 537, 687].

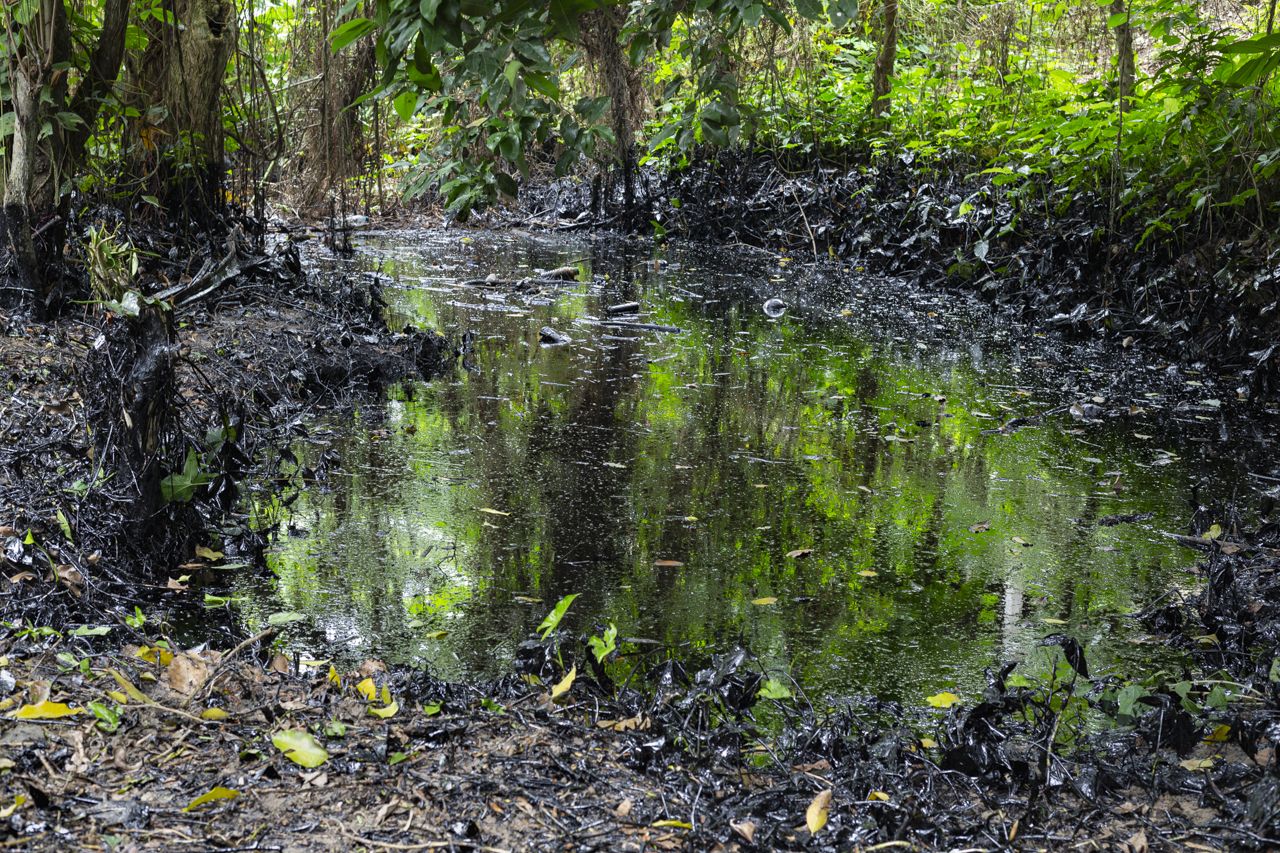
[271, 729, 329, 768]
[329, 18, 376, 53]
[588, 623, 618, 663]
[266, 611, 305, 626]
[1220, 33, 1280, 55]
[537, 593, 578, 639]
[393, 90, 418, 123]
[757, 678, 792, 700]
[794, 0, 823, 20]
[494, 170, 518, 198]
[71, 625, 112, 637]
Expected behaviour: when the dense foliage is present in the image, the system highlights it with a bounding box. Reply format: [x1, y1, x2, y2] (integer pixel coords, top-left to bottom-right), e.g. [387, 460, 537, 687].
[2, 0, 1279, 307]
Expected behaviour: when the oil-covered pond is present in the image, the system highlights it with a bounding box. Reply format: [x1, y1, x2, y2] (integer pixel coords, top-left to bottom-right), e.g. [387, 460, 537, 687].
[235, 230, 1246, 705]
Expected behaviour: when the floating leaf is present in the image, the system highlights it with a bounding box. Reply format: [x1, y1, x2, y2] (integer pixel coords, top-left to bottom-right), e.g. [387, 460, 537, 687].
[752, 596, 777, 606]
[184, 786, 240, 812]
[969, 521, 990, 533]
[477, 507, 510, 516]
[805, 789, 832, 833]
[272, 729, 328, 768]
[550, 665, 576, 701]
[857, 570, 878, 578]
[12, 700, 83, 720]
[786, 548, 813, 559]
[653, 559, 684, 567]
[267, 611, 305, 626]
[1011, 536, 1032, 546]
[1042, 617, 1068, 625]
[758, 678, 792, 700]
[926, 691, 961, 709]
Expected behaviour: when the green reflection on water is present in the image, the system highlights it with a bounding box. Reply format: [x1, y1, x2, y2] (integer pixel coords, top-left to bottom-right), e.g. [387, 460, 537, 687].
[239, 232, 1211, 704]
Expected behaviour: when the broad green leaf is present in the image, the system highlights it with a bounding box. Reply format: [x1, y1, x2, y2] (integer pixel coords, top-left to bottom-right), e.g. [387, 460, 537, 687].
[272, 729, 328, 768]
[329, 18, 376, 53]
[537, 593, 578, 639]
[266, 611, 305, 626]
[757, 678, 792, 700]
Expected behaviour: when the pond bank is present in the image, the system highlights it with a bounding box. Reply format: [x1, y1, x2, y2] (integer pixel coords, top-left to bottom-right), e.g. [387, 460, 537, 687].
[520, 151, 1280, 396]
[2, 531, 1278, 850]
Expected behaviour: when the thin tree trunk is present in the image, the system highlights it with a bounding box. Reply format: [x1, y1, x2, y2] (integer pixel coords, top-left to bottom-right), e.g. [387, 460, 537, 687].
[1111, 0, 1136, 105]
[582, 8, 646, 217]
[870, 0, 898, 120]
[3, 69, 44, 314]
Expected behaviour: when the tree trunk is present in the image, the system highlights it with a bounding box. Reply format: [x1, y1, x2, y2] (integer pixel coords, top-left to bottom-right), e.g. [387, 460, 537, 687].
[581, 8, 646, 217]
[128, 0, 235, 220]
[870, 0, 899, 120]
[63, 0, 131, 170]
[3, 59, 48, 315]
[1111, 0, 1136, 105]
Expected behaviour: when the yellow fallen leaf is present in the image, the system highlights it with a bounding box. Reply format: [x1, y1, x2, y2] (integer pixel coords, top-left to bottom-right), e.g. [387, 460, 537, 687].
[327, 665, 341, 687]
[369, 699, 399, 719]
[1204, 724, 1231, 743]
[1206, 524, 1223, 540]
[550, 665, 576, 701]
[752, 597, 777, 606]
[651, 819, 692, 829]
[183, 786, 239, 812]
[0, 795, 26, 819]
[355, 677, 377, 702]
[12, 700, 83, 720]
[1179, 757, 1216, 772]
[106, 690, 128, 705]
[926, 691, 961, 709]
[136, 645, 174, 666]
[195, 546, 224, 561]
[806, 789, 832, 833]
[200, 708, 230, 721]
[272, 729, 328, 768]
[868, 791, 890, 802]
[920, 737, 938, 748]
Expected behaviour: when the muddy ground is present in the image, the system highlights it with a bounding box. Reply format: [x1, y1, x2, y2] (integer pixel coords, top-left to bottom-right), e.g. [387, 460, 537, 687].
[3, 212, 1280, 850]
